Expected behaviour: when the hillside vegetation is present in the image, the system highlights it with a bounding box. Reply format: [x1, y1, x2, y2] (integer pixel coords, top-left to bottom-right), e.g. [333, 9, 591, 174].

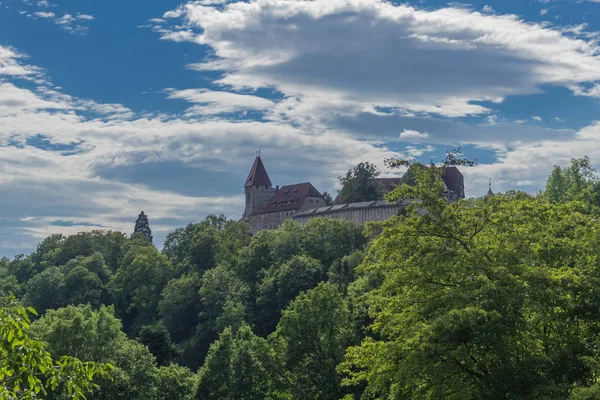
[3, 156, 600, 399]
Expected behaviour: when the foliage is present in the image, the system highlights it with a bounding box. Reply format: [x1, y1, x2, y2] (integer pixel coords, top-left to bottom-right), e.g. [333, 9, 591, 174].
[137, 323, 176, 367]
[23, 266, 66, 314]
[158, 273, 202, 343]
[337, 162, 386, 204]
[0, 295, 112, 399]
[133, 211, 153, 244]
[110, 244, 172, 335]
[322, 191, 334, 206]
[272, 282, 354, 399]
[30, 303, 194, 400]
[545, 157, 600, 213]
[196, 325, 284, 400]
[156, 364, 196, 400]
[14, 158, 600, 400]
[339, 157, 600, 399]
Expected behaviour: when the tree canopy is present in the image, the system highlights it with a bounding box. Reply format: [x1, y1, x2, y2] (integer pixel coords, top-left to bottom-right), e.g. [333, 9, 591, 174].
[5, 155, 600, 399]
[337, 161, 386, 204]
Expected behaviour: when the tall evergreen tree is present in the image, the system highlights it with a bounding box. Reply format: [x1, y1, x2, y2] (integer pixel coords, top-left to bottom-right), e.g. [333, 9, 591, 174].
[134, 211, 153, 244]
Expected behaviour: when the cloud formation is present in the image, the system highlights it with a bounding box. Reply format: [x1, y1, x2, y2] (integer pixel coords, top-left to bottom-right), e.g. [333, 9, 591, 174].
[166, 88, 275, 116]
[160, 0, 600, 118]
[0, 44, 400, 254]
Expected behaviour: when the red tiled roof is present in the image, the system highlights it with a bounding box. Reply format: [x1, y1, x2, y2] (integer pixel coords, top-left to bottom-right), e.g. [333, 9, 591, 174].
[257, 182, 323, 214]
[245, 156, 272, 187]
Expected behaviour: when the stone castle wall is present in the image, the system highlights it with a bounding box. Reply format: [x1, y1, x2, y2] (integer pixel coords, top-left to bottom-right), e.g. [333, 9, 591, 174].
[248, 195, 327, 233]
[244, 185, 277, 218]
[292, 200, 409, 226]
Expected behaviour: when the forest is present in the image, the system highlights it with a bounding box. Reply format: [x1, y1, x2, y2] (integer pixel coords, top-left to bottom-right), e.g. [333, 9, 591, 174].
[3, 156, 600, 399]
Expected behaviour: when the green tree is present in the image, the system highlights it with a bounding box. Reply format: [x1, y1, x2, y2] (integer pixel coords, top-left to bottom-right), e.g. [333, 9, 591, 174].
[271, 283, 354, 400]
[0, 275, 22, 298]
[137, 323, 176, 367]
[31, 304, 126, 363]
[256, 255, 322, 336]
[337, 162, 386, 204]
[328, 250, 364, 295]
[64, 266, 104, 307]
[23, 266, 65, 314]
[196, 325, 283, 399]
[1, 295, 112, 399]
[322, 191, 334, 206]
[53, 231, 127, 273]
[8, 255, 36, 284]
[339, 158, 600, 399]
[110, 245, 172, 335]
[158, 273, 202, 343]
[189, 228, 218, 273]
[301, 218, 365, 269]
[30, 304, 174, 400]
[545, 157, 599, 207]
[546, 165, 569, 203]
[156, 364, 196, 400]
[163, 223, 198, 271]
[133, 211, 153, 244]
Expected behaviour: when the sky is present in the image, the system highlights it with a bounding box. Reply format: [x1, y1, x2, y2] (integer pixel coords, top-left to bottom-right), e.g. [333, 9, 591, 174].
[0, 0, 600, 257]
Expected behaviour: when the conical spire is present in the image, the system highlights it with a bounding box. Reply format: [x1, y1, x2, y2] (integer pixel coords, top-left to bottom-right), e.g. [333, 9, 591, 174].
[244, 154, 272, 187]
[487, 178, 494, 197]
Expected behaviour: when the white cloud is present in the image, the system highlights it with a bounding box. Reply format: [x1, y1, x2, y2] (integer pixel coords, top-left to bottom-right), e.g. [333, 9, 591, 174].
[405, 145, 435, 157]
[570, 83, 600, 98]
[540, 9, 549, 15]
[160, 0, 600, 119]
[33, 11, 54, 18]
[0, 46, 41, 77]
[55, 13, 74, 24]
[166, 88, 275, 115]
[399, 129, 430, 141]
[532, 115, 543, 121]
[76, 13, 94, 20]
[0, 47, 402, 252]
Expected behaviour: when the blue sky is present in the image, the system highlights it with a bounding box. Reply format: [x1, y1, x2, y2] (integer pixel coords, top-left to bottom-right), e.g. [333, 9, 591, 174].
[1, 0, 600, 257]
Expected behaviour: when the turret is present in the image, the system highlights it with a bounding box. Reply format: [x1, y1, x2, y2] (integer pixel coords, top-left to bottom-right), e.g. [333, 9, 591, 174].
[487, 178, 494, 197]
[242, 154, 277, 219]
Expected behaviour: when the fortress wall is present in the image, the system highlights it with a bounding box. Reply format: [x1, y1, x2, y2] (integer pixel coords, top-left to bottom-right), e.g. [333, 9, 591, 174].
[293, 204, 402, 226]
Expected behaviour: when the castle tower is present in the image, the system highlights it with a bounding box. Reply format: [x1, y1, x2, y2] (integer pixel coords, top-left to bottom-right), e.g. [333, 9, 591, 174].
[487, 178, 494, 197]
[243, 155, 277, 219]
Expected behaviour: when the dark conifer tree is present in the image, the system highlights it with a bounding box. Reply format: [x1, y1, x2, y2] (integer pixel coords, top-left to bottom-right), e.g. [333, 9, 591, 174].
[134, 211, 153, 244]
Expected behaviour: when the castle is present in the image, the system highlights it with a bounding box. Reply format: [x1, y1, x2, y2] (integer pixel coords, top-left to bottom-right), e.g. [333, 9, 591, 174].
[241, 155, 465, 233]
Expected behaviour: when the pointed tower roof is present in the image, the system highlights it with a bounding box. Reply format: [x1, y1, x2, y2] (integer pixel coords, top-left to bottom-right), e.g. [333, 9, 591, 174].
[245, 156, 272, 187]
[487, 178, 494, 197]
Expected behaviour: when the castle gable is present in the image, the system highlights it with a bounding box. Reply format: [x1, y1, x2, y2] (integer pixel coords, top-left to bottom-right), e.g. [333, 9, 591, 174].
[259, 182, 323, 215]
